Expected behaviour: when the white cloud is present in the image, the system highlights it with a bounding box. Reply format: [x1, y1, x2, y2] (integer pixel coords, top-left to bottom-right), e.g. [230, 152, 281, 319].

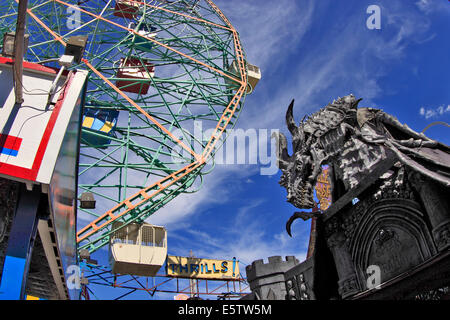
[416, 0, 433, 13]
[165, 198, 310, 266]
[415, 0, 450, 15]
[419, 104, 450, 119]
[215, 0, 314, 73]
[233, 0, 440, 134]
[147, 163, 259, 228]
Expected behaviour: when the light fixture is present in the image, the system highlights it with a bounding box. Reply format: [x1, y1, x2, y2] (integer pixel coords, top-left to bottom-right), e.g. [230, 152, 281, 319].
[58, 54, 74, 68]
[47, 36, 86, 106]
[79, 249, 90, 260]
[1, 32, 29, 58]
[78, 192, 96, 209]
[79, 249, 98, 265]
[64, 35, 88, 64]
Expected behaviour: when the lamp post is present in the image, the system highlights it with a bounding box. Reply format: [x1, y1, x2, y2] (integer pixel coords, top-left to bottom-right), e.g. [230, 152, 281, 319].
[13, 0, 29, 104]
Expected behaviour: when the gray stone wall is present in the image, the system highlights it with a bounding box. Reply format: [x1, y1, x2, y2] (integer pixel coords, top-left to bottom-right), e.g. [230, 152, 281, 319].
[245, 256, 299, 300]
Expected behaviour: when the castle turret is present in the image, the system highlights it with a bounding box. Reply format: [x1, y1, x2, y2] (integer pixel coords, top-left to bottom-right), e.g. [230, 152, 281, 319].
[245, 256, 299, 300]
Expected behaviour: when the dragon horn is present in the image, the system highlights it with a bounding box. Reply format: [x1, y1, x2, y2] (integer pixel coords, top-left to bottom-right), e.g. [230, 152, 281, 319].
[286, 99, 297, 137]
[271, 131, 290, 170]
[286, 99, 305, 148]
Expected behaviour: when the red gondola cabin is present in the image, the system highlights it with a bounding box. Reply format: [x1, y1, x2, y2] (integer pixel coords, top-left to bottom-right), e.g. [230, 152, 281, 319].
[114, 0, 140, 19]
[116, 57, 155, 95]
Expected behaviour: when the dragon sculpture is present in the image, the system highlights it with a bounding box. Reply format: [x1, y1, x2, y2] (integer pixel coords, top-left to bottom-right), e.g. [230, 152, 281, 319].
[273, 94, 450, 236]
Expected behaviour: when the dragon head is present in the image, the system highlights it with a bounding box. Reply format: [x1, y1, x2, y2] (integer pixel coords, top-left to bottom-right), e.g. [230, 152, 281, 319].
[273, 99, 315, 209]
[273, 95, 362, 210]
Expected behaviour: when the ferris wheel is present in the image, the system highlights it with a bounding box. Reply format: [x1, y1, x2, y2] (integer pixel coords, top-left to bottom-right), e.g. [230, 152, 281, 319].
[0, 0, 260, 258]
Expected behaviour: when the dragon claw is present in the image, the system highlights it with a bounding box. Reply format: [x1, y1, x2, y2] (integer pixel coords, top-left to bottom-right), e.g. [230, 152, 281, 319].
[286, 211, 321, 237]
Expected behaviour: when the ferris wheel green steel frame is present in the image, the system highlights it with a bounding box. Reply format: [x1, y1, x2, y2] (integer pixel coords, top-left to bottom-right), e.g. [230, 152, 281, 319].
[0, 0, 250, 255]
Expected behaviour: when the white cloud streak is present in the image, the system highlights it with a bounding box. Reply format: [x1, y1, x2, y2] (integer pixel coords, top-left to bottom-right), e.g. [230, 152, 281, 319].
[415, 0, 450, 15]
[147, 163, 259, 227]
[215, 0, 314, 72]
[238, 0, 438, 132]
[165, 198, 310, 266]
[420, 105, 450, 119]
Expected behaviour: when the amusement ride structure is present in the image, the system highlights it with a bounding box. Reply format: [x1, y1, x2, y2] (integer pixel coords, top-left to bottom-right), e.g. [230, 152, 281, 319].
[0, 0, 260, 299]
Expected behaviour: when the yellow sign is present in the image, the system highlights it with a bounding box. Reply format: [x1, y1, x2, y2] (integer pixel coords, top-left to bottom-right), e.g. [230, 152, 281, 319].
[174, 294, 189, 300]
[315, 166, 332, 211]
[166, 255, 240, 280]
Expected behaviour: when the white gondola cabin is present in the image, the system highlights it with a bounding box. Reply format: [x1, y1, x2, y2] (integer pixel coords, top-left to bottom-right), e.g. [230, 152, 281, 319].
[226, 60, 261, 94]
[116, 57, 155, 95]
[114, 0, 140, 19]
[109, 221, 167, 277]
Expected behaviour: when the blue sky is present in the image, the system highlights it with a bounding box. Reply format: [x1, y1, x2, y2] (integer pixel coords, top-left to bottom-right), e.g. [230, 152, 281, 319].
[85, 0, 450, 299]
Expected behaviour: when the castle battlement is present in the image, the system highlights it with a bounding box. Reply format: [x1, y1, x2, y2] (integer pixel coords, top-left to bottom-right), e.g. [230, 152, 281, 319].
[246, 256, 299, 282]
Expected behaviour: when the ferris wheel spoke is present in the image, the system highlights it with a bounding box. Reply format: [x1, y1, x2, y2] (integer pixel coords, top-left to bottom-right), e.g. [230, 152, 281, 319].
[202, 85, 246, 159]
